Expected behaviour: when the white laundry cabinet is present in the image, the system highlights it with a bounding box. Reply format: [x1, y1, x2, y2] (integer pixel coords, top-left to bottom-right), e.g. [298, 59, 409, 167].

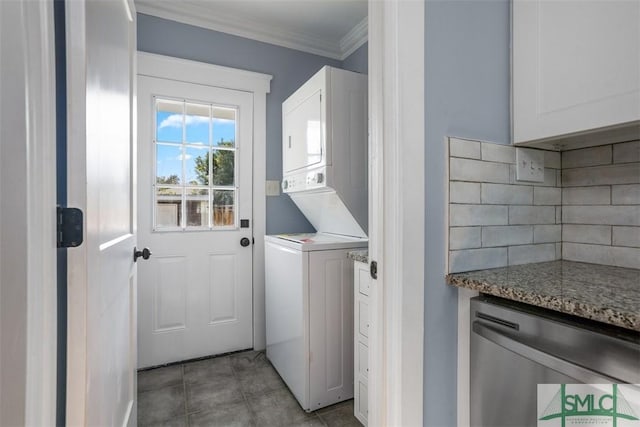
[353, 261, 370, 425]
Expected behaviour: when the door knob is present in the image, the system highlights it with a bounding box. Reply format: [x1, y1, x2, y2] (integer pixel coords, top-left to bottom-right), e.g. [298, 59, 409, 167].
[240, 237, 251, 247]
[134, 247, 152, 262]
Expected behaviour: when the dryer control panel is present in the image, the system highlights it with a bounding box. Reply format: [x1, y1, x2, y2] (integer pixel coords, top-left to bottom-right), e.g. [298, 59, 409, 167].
[282, 168, 327, 193]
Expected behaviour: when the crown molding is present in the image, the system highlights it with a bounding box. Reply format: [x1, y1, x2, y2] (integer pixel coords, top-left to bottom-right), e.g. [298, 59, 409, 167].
[136, 0, 363, 60]
[339, 17, 368, 60]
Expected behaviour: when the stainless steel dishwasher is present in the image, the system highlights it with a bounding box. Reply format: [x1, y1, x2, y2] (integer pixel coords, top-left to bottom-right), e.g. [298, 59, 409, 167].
[470, 295, 640, 427]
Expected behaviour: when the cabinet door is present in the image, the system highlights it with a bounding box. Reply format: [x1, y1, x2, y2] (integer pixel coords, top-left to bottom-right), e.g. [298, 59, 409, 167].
[357, 381, 368, 424]
[356, 261, 370, 296]
[308, 249, 354, 407]
[283, 90, 323, 174]
[513, 0, 640, 144]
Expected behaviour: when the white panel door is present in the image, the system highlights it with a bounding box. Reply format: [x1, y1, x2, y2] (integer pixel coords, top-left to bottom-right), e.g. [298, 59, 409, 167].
[137, 76, 254, 368]
[65, 0, 137, 425]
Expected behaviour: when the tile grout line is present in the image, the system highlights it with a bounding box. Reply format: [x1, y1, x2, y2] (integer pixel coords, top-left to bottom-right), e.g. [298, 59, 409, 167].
[231, 353, 260, 426]
[182, 364, 189, 427]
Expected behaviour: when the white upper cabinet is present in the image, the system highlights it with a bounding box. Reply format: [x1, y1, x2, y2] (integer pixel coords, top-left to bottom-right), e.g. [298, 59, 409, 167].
[512, 0, 640, 146]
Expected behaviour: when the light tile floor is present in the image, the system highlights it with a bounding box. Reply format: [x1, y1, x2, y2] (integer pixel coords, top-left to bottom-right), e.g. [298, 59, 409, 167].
[137, 350, 362, 427]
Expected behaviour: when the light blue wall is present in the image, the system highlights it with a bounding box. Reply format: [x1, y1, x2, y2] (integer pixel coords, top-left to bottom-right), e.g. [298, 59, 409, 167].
[424, 1, 510, 426]
[137, 13, 345, 234]
[342, 42, 368, 74]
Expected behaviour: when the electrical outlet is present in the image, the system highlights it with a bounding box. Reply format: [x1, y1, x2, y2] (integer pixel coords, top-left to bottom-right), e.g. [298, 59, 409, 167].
[516, 148, 545, 182]
[266, 180, 281, 196]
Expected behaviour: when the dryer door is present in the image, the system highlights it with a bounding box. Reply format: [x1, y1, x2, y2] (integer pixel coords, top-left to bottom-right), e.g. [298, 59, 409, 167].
[283, 89, 324, 174]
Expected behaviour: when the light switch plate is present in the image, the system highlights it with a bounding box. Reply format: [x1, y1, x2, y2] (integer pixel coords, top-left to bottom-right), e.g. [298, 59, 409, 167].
[516, 147, 545, 182]
[266, 180, 281, 196]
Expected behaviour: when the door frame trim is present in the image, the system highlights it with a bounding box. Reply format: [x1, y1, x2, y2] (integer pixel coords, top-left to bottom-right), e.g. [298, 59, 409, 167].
[368, 0, 425, 425]
[0, 1, 58, 425]
[137, 52, 273, 350]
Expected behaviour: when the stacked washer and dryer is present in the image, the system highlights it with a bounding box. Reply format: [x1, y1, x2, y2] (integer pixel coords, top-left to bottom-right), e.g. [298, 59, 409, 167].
[265, 66, 368, 412]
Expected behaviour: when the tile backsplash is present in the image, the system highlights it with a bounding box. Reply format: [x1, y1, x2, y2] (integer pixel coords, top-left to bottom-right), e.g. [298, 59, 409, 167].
[561, 140, 639, 269]
[447, 137, 640, 273]
[448, 138, 562, 273]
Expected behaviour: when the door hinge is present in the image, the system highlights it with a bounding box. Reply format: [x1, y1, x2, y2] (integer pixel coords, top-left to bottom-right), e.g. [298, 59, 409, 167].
[370, 260, 378, 280]
[57, 207, 84, 248]
[252, 237, 255, 245]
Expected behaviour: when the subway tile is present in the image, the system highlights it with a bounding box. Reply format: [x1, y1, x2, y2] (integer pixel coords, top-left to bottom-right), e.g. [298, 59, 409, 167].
[562, 145, 612, 168]
[450, 138, 481, 159]
[544, 150, 561, 169]
[481, 225, 532, 247]
[613, 140, 640, 164]
[509, 206, 556, 225]
[450, 182, 481, 204]
[449, 248, 508, 273]
[533, 187, 561, 205]
[480, 143, 515, 164]
[612, 184, 640, 205]
[562, 224, 611, 245]
[450, 158, 510, 184]
[508, 244, 557, 266]
[533, 225, 561, 243]
[562, 163, 640, 187]
[562, 205, 640, 226]
[450, 227, 481, 250]
[556, 206, 562, 224]
[555, 243, 562, 260]
[481, 184, 532, 205]
[542, 168, 558, 187]
[556, 169, 562, 186]
[563, 243, 640, 270]
[450, 204, 508, 226]
[612, 226, 640, 248]
[562, 186, 611, 205]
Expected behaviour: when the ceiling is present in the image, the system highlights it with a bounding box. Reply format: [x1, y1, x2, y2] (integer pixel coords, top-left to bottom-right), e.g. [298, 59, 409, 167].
[135, 0, 368, 60]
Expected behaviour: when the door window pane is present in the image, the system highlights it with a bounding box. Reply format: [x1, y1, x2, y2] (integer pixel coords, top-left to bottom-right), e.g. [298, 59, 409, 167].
[212, 190, 235, 227]
[153, 98, 238, 231]
[185, 103, 210, 145]
[156, 187, 183, 228]
[186, 188, 209, 227]
[213, 107, 236, 147]
[156, 99, 183, 143]
[185, 146, 209, 186]
[212, 149, 235, 186]
[156, 144, 182, 184]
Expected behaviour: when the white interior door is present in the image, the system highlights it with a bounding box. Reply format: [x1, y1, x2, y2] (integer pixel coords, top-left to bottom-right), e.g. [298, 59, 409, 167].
[137, 75, 254, 368]
[65, 0, 137, 425]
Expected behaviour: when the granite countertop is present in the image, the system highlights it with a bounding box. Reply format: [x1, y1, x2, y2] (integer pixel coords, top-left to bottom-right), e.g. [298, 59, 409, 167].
[347, 249, 368, 263]
[446, 260, 640, 331]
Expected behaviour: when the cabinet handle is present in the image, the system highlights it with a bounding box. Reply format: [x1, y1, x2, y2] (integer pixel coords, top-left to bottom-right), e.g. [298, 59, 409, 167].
[288, 135, 292, 149]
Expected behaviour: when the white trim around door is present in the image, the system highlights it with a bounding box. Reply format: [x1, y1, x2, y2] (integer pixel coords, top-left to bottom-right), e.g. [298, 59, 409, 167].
[0, 0, 58, 425]
[368, 0, 425, 425]
[137, 52, 272, 350]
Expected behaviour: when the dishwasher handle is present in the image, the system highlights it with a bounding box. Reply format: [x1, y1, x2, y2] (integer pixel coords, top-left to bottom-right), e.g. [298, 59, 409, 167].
[473, 321, 619, 384]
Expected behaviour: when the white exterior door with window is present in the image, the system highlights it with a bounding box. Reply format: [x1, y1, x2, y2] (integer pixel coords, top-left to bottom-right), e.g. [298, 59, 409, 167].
[137, 75, 254, 368]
